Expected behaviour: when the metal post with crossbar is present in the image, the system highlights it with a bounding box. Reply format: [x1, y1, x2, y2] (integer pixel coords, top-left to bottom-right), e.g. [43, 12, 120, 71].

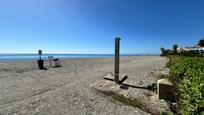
[114, 37, 121, 84]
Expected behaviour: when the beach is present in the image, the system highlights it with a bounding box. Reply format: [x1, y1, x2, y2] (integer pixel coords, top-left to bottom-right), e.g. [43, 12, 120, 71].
[0, 56, 168, 115]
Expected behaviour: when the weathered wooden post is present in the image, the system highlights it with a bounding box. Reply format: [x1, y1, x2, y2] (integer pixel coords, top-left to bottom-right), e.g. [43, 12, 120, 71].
[114, 37, 121, 84]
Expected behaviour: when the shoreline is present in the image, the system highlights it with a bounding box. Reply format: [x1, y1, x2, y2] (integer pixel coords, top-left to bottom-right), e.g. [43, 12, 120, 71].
[0, 55, 160, 62]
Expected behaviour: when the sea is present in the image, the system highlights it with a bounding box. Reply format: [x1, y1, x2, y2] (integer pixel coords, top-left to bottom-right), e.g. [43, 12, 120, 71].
[0, 54, 158, 62]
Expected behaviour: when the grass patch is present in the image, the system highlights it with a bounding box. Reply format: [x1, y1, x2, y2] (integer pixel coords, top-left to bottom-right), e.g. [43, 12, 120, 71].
[92, 87, 167, 115]
[112, 94, 142, 108]
[94, 89, 143, 108]
[97, 90, 163, 114]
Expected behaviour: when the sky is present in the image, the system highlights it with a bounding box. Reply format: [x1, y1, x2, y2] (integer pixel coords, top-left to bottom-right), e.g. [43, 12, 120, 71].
[0, 0, 204, 54]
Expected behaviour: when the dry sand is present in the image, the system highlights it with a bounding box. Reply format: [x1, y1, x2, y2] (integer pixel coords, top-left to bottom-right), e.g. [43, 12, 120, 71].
[0, 56, 168, 115]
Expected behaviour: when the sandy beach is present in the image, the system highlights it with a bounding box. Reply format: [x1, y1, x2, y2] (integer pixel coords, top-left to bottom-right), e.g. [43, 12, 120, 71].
[0, 56, 168, 115]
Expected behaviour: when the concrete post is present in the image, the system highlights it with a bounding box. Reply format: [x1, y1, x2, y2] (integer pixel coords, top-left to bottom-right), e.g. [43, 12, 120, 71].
[114, 37, 121, 84]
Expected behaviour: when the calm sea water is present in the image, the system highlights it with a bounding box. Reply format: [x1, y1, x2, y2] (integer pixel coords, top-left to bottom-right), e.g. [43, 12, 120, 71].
[0, 54, 157, 62]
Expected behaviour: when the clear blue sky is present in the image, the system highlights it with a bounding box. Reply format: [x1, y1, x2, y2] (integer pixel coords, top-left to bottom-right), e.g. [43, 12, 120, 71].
[0, 0, 204, 54]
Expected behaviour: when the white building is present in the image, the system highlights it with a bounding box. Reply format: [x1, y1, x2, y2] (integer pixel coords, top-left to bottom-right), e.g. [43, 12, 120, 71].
[178, 45, 204, 52]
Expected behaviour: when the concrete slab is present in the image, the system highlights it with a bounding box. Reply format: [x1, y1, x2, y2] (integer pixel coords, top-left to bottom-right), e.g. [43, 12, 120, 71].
[157, 78, 175, 102]
[91, 74, 172, 114]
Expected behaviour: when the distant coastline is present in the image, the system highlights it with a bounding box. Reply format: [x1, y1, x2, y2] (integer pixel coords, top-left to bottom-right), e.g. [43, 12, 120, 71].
[0, 54, 159, 62]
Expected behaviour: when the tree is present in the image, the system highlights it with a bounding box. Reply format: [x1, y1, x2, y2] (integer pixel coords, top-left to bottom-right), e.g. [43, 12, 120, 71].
[160, 47, 165, 53]
[173, 44, 178, 54]
[198, 38, 204, 47]
[160, 47, 165, 56]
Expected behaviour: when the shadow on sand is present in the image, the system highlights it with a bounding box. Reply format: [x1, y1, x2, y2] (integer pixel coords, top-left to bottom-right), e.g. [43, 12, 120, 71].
[103, 77, 156, 91]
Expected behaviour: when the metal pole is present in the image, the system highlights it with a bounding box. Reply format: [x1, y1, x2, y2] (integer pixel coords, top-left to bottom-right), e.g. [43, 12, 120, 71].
[114, 37, 121, 84]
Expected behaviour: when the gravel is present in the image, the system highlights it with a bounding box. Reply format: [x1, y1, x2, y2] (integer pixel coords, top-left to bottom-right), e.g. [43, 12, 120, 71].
[0, 56, 168, 115]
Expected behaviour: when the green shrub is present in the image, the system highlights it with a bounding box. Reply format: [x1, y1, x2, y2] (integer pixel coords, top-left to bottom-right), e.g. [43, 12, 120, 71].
[167, 56, 204, 114]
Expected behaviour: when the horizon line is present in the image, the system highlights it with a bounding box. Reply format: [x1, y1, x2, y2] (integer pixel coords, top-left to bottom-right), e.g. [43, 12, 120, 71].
[0, 53, 160, 55]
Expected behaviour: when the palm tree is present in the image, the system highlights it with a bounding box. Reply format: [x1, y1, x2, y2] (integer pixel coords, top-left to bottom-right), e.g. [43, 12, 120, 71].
[173, 44, 178, 54]
[160, 47, 165, 53]
[198, 38, 204, 47]
[160, 47, 165, 56]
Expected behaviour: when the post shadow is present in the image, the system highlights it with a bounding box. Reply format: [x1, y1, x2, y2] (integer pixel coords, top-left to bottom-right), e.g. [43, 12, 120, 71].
[41, 67, 48, 70]
[103, 77, 150, 90]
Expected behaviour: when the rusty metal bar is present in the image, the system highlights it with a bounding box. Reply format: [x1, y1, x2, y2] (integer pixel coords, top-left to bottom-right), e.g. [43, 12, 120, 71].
[119, 75, 128, 84]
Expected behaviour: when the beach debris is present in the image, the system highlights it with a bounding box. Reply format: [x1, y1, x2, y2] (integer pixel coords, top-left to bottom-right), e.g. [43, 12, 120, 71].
[73, 98, 77, 101]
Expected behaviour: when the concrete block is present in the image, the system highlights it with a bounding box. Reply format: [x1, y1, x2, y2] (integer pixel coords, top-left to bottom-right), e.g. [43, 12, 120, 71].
[157, 78, 175, 102]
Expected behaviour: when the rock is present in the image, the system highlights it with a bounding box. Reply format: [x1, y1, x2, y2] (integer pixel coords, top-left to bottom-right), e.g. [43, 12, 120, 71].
[73, 98, 77, 101]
